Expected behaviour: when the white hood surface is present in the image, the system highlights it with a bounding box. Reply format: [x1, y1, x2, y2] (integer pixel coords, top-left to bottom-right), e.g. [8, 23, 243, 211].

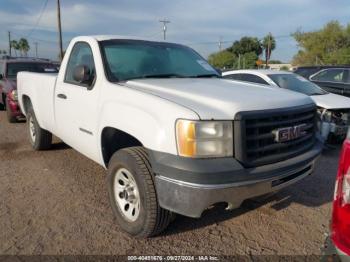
[310, 93, 350, 110]
[125, 78, 314, 119]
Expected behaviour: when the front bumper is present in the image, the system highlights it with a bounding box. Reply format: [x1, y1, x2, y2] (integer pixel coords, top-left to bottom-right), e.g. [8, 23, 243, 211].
[149, 140, 323, 218]
[6, 98, 24, 118]
[320, 121, 349, 140]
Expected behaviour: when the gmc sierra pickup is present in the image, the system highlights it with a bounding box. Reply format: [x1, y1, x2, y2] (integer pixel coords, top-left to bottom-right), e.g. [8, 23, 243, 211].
[17, 36, 322, 237]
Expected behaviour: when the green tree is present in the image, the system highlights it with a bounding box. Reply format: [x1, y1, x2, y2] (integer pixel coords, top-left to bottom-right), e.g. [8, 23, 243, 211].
[292, 21, 350, 65]
[10, 40, 19, 57]
[208, 50, 236, 69]
[262, 33, 276, 66]
[280, 65, 290, 71]
[241, 52, 259, 69]
[227, 37, 262, 57]
[18, 38, 30, 57]
[269, 59, 283, 64]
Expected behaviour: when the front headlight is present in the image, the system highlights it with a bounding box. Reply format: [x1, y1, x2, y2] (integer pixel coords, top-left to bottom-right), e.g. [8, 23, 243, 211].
[11, 90, 18, 101]
[176, 119, 233, 158]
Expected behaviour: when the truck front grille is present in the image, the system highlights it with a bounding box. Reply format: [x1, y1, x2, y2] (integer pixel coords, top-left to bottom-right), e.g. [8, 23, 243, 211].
[234, 104, 317, 167]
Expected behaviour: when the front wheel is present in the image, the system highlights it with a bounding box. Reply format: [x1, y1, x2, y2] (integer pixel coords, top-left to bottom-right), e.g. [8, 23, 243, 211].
[27, 107, 52, 150]
[107, 147, 172, 238]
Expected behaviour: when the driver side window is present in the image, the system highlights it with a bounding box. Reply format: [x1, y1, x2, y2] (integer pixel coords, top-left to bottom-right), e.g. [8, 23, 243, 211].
[65, 42, 96, 86]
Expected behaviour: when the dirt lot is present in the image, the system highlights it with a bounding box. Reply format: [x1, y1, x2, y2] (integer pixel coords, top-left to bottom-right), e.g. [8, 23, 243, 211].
[0, 111, 341, 255]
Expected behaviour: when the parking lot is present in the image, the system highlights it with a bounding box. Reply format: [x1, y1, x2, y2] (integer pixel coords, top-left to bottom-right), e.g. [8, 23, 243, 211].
[0, 111, 341, 255]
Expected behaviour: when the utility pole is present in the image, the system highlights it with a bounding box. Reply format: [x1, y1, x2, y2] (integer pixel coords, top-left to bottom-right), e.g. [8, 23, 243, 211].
[266, 33, 271, 68]
[8, 31, 11, 57]
[57, 0, 63, 61]
[219, 36, 223, 51]
[34, 42, 38, 58]
[159, 19, 170, 40]
[238, 54, 241, 69]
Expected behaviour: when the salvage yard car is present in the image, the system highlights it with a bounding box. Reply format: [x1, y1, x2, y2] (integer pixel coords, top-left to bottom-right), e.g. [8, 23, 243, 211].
[0, 58, 58, 122]
[294, 65, 350, 98]
[17, 36, 322, 237]
[223, 70, 350, 142]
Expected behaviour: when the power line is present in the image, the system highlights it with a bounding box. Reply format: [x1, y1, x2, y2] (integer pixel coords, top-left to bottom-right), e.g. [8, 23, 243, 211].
[10, 31, 69, 44]
[26, 0, 49, 38]
[187, 34, 293, 46]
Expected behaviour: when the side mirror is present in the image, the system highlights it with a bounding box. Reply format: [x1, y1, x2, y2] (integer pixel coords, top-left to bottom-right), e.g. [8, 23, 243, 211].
[73, 65, 93, 86]
[0, 74, 3, 80]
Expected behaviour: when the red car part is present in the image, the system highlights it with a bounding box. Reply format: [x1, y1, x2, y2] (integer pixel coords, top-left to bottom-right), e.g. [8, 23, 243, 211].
[332, 131, 350, 255]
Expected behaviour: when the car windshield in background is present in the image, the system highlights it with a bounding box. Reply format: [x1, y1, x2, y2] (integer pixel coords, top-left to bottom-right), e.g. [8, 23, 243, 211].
[100, 40, 219, 81]
[6, 63, 58, 78]
[268, 74, 328, 96]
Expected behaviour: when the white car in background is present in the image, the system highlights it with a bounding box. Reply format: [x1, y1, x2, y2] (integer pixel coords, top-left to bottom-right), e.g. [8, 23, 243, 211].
[223, 69, 350, 142]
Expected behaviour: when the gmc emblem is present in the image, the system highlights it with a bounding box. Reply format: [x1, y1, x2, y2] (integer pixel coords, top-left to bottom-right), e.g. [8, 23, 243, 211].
[274, 124, 307, 143]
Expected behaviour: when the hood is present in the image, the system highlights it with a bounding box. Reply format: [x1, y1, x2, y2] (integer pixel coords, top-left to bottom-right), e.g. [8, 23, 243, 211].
[124, 78, 314, 119]
[310, 93, 350, 110]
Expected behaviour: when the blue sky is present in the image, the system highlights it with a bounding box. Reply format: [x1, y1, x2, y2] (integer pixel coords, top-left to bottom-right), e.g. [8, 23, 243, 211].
[0, 0, 349, 62]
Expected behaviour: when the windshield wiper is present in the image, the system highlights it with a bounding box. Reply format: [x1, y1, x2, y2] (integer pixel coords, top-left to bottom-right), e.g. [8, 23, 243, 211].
[125, 73, 219, 81]
[142, 73, 186, 79]
[125, 74, 186, 81]
[189, 74, 220, 78]
[309, 92, 325, 96]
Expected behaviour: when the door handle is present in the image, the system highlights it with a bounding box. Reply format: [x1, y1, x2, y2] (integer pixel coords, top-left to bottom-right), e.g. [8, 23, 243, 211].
[57, 93, 67, 99]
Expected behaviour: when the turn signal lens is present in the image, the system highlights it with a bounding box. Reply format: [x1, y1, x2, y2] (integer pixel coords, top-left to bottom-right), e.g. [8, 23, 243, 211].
[176, 120, 233, 158]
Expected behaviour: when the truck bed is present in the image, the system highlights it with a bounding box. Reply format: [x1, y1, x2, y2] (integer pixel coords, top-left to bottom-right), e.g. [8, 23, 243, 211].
[17, 72, 58, 132]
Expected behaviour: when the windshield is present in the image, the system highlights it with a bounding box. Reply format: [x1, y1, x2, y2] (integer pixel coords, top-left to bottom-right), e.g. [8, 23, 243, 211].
[268, 73, 328, 96]
[6, 62, 58, 78]
[100, 40, 219, 81]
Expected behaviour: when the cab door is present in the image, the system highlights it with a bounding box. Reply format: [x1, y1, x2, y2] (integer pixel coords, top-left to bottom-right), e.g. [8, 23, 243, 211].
[54, 41, 101, 161]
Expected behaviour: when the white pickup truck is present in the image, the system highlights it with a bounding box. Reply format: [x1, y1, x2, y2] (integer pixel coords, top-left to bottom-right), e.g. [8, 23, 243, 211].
[17, 35, 322, 237]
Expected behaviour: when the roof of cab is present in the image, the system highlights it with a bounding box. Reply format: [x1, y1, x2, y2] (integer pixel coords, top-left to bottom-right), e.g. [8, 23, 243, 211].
[72, 35, 164, 42]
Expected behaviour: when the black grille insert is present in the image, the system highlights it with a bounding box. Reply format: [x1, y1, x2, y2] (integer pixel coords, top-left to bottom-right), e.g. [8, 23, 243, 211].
[234, 104, 317, 167]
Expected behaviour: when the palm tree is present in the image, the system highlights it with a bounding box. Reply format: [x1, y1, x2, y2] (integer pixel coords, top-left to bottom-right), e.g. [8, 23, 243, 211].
[10, 40, 19, 57]
[262, 33, 276, 67]
[18, 38, 30, 57]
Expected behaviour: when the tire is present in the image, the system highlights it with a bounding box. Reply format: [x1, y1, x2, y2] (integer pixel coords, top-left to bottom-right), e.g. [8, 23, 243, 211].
[107, 147, 172, 238]
[6, 100, 17, 123]
[0, 94, 6, 111]
[27, 106, 52, 150]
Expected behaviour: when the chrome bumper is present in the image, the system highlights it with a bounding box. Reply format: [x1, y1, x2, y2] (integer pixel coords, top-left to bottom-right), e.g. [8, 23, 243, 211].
[155, 160, 315, 218]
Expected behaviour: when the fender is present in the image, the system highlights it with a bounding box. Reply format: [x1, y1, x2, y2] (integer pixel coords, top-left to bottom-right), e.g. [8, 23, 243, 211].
[97, 94, 199, 167]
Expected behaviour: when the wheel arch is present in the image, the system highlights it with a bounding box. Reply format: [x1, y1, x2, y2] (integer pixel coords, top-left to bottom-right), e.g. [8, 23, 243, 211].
[21, 95, 32, 115]
[101, 127, 143, 167]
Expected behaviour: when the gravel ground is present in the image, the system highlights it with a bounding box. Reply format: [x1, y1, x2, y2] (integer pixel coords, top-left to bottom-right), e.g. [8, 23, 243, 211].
[0, 111, 341, 256]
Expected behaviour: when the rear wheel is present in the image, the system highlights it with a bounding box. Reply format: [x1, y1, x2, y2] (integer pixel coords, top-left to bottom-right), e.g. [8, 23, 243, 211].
[27, 107, 52, 150]
[107, 147, 172, 238]
[0, 94, 6, 111]
[6, 100, 17, 123]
